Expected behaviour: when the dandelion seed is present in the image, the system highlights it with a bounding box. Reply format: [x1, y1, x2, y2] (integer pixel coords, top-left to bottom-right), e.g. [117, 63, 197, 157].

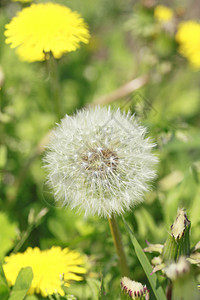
[44, 106, 158, 217]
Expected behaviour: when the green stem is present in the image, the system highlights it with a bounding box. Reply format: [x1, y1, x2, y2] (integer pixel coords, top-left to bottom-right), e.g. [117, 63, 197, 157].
[13, 223, 34, 253]
[108, 216, 130, 276]
[48, 53, 62, 120]
[166, 280, 172, 300]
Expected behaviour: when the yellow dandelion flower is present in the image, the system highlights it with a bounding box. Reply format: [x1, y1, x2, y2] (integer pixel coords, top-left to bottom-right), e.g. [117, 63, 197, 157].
[4, 3, 90, 62]
[3, 247, 86, 297]
[154, 5, 174, 22]
[176, 21, 200, 69]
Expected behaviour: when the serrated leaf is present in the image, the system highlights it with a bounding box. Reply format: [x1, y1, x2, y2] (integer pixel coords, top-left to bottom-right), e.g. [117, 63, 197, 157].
[8, 267, 33, 300]
[123, 218, 167, 300]
[0, 262, 9, 300]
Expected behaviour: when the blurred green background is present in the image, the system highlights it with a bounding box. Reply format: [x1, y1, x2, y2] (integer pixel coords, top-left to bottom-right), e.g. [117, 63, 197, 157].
[0, 0, 200, 299]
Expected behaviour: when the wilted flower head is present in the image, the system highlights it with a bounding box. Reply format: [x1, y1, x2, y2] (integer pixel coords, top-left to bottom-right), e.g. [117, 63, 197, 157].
[3, 246, 86, 297]
[4, 3, 90, 62]
[44, 106, 158, 217]
[120, 277, 149, 299]
[162, 208, 191, 262]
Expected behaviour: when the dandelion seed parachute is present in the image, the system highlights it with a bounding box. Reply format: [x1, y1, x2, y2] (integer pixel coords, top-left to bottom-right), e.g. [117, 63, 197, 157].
[44, 106, 158, 217]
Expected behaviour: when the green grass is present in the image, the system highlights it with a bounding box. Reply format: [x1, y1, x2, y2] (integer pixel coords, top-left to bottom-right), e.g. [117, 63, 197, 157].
[0, 0, 199, 299]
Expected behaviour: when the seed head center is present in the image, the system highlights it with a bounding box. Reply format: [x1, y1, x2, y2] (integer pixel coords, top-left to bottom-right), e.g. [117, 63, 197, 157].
[82, 148, 118, 175]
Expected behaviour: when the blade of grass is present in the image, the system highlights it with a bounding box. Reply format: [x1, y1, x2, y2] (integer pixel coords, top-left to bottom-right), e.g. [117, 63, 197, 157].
[123, 217, 167, 300]
[99, 275, 107, 300]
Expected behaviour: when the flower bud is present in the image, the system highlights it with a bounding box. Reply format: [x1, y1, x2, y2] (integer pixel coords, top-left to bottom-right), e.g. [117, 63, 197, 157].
[28, 208, 35, 225]
[162, 209, 191, 262]
[35, 208, 49, 224]
[120, 277, 149, 300]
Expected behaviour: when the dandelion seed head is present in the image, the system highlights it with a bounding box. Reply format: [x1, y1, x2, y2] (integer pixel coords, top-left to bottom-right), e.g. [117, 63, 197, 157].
[44, 106, 158, 217]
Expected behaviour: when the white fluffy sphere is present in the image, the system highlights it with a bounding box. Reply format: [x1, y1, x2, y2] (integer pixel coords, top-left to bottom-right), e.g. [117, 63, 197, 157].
[43, 106, 158, 217]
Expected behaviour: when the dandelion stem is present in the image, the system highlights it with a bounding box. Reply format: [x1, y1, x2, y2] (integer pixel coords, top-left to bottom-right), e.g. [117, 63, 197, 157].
[108, 216, 130, 276]
[13, 223, 34, 253]
[166, 280, 172, 300]
[48, 53, 62, 120]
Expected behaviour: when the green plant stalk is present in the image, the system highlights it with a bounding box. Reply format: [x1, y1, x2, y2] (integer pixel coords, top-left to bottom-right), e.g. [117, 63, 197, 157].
[121, 289, 147, 300]
[166, 280, 172, 300]
[120, 291, 132, 300]
[123, 217, 167, 300]
[12, 223, 34, 254]
[162, 235, 176, 262]
[48, 53, 62, 120]
[12, 210, 48, 254]
[108, 216, 130, 276]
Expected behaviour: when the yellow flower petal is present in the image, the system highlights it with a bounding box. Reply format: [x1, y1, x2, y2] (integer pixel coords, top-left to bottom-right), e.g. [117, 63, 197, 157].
[154, 5, 174, 22]
[3, 246, 86, 297]
[4, 3, 90, 62]
[176, 21, 200, 69]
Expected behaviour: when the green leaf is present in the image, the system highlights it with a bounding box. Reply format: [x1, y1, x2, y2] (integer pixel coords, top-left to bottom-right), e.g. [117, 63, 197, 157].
[98, 276, 107, 300]
[8, 267, 33, 300]
[24, 296, 38, 300]
[0, 212, 18, 259]
[123, 218, 167, 300]
[0, 145, 7, 168]
[0, 262, 10, 300]
[86, 278, 101, 300]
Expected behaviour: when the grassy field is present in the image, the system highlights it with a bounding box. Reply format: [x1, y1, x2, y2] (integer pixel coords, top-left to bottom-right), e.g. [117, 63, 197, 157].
[0, 1, 200, 299]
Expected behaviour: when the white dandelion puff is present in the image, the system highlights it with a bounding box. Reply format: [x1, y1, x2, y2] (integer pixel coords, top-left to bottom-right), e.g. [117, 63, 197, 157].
[43, 106, 158, 217]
